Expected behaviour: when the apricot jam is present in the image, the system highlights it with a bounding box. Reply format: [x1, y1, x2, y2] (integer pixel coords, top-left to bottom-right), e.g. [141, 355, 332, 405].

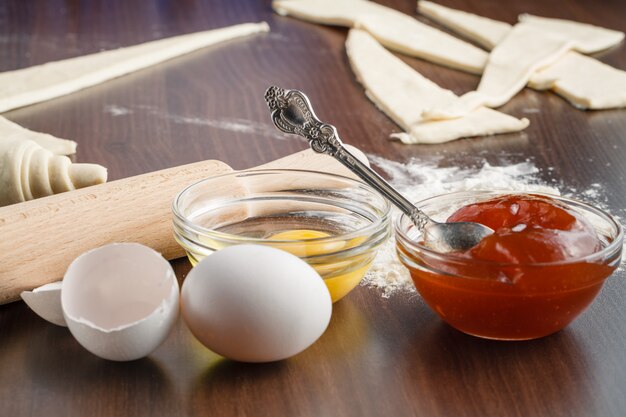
[397, 193, 622, 340]
[448, 194, 601, 265]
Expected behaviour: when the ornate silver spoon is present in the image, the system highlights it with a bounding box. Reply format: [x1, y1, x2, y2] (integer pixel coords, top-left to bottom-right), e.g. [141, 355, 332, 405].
[264, 86, 493, 252]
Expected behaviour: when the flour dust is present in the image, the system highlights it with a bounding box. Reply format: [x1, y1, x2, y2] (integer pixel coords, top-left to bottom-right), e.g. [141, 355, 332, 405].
[103, 104, 295, 141]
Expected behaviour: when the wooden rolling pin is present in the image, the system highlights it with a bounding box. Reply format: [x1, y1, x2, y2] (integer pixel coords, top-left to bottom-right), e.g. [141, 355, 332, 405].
[0, 149, 360, 304]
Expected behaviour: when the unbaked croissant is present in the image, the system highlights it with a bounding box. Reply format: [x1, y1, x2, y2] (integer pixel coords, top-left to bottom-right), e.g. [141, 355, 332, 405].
[0, 137, 107, 206]
[0, 115, 77, 155]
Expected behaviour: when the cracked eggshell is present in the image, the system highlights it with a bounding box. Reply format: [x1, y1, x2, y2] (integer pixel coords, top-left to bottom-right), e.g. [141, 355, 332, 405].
[61, 243, 179, 361]
[21, 281, 66, 327]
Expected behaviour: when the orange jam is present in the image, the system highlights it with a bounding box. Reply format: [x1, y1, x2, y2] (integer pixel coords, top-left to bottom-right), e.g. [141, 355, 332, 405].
[401, 194, 617, 340]
[448, 194, 601, 264]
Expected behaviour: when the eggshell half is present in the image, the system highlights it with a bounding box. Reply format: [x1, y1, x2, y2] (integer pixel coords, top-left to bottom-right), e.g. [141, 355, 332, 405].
[21, 281, 66, 327]
[182, 244, 332, 363]
[61, 243, 179, 361]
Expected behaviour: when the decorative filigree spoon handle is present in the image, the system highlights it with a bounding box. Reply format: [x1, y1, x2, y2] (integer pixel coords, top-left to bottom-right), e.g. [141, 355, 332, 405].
[264, 85, 429, 230]
[264, 86, 495, 253]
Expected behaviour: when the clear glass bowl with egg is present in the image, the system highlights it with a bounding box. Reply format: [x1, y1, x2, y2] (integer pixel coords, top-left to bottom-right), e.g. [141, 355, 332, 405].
[173, 169, 391, 302]
[395, 190, 623, 341]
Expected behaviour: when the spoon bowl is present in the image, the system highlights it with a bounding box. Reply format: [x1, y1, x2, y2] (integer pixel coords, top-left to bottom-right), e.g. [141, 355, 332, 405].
[264, 85, 493, 252]
[423, 221, 495, 253]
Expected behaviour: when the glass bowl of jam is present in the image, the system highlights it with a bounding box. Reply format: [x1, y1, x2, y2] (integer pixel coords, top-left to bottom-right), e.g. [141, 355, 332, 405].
[173, 169, 391, 302]
[395, 191, 623, 340]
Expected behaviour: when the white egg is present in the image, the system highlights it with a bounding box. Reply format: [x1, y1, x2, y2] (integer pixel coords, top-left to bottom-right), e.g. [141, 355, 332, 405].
[61, 243, 179, 361]
[181, 244, 332, 363]
[21, 281, 66, 327]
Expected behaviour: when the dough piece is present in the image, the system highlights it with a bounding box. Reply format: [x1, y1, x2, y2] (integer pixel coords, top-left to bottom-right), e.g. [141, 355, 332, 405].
[519, 14, 624, 54]
[424, 23, 573, 118]
[273, 0, 365, 25]
[0, 137, 107, 206]
[418, 2, 625, 55]
[346, 29, 528, 144]
[417, 1, 511, 50]
[355, 14, 487, 74]
[273, 0, 487, 74]
[416, 3, 626, 110]
[0, 22, 269, 113]
[0, 116, 76, 155]
[529, 52, 626, 109]
[423, 23, 573, 120]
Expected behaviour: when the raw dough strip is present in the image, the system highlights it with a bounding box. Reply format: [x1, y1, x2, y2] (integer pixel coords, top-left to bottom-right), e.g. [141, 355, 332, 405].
[0, 22, 270, 113]
[0, 137, 107, 206]
[0, 116, 77, 155]
[418, 2, 624, 57]
[417, 1, 511, 50]
[529, 52, 626, 109]
[417, 2, 626, 111]
[518, 14, 624, 54]
[423, 23, 574, 120]
[273, 0, 487, 74]
[346, 29, 528, 144]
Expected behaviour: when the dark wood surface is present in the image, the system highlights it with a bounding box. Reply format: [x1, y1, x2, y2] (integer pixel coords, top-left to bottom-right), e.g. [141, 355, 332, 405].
[1, 1, 625, 416]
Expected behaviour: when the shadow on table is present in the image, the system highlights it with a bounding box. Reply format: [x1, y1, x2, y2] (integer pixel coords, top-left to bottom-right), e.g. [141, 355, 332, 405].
[0, 303, 175, 416]
[188, 349, 291, 415]
[187, 297, 372, 416]
[397, 318, 595, 416]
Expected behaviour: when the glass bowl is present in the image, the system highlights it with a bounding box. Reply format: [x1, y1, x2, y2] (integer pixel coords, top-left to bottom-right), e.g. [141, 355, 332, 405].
[173, 169, 391, 302]
[395, 190, 623, 340]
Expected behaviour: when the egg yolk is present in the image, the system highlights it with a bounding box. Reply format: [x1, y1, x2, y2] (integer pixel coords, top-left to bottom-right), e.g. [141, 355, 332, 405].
[268, 229, 345, 257]
[269, 229, 371, 302]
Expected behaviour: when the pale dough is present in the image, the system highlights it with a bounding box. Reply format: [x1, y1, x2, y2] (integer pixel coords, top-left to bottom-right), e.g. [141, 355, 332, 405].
[519, 14, 625, 54]
[423, 23, 573, 120]
[417, 2, 626, 110]
[529, 52, 626, 109]
[0, 22, 269, 113]
[0, 116, 76, 155]
[273, 0, 487, 74]
[418, 2, 624, 56]
[418, 1, 511, 50]
[346, 29, 528, 144]
[0, 137, 107, 206]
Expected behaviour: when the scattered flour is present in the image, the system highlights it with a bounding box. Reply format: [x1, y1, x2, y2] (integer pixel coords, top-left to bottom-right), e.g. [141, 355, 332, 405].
[166, 114, 294, 140]
[579, 183, 603, 200]
[103, 104, 295, 140]
[362, 154, 558, 297]
[522, 108, 541, 114]
[104, 104, 133, 116]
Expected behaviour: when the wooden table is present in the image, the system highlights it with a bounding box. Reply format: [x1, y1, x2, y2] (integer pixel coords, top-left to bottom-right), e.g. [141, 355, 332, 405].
[1, 1, 625, 416]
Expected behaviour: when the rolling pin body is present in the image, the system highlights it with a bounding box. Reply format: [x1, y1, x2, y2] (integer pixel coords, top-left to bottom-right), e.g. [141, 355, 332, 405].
[0, 159, 232, 304]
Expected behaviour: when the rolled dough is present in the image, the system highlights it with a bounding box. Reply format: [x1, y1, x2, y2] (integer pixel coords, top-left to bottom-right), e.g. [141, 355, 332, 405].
[0, 137, 107, 206]
[346, 29, 528, 144]
[0, 22, 270, 113]
[273, 0, 487, 74]
[0, 116, 77, 155]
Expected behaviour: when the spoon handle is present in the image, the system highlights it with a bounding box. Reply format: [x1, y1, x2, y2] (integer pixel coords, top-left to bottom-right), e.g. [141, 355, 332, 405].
[264, 86, 429, 229]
